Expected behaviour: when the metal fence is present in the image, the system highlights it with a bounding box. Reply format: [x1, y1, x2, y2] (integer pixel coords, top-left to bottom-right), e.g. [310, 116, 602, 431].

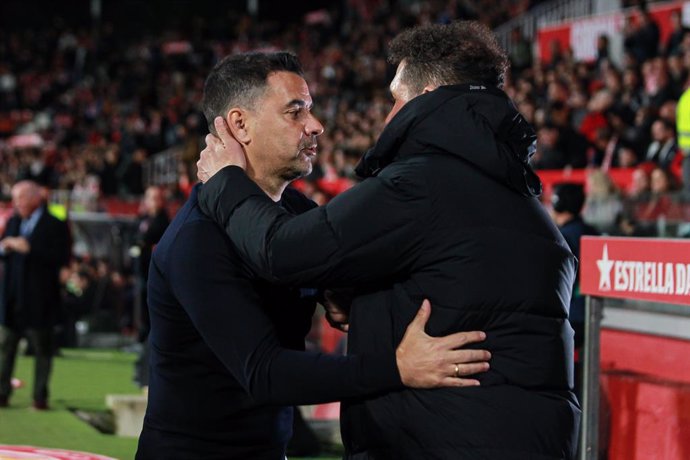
[494, 0, 595, 59]
[143, 147, 182, 188]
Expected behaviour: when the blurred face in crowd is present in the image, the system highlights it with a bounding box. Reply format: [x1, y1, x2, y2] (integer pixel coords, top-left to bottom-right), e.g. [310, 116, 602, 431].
[618, 146, 638, 168]
[659, 101, 677, 123]
[233, 71, 324, 182]
[11, 181, 42, 219]
[143, 186, 164, 215]
[623, 69, 639, 90]
[651, 120, 672, 142]
[630, 167, 650, 195]
[651, 168, 671, 194]
[537, 125, 560, 148]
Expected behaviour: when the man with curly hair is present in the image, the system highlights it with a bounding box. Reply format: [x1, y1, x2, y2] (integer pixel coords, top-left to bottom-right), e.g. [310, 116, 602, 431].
[198, 21, 580, 459]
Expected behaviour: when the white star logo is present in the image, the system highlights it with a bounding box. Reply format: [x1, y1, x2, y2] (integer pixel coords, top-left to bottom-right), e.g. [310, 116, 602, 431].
[597, 245, 614, 291]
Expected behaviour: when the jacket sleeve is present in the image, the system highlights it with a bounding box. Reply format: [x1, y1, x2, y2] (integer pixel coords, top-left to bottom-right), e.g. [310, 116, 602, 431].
[166, 220, 402, 405]
[198, 165, 429, 287]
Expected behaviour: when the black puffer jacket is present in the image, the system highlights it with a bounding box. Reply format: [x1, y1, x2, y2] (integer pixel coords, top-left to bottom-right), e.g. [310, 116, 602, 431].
[199, 84, 580, 460]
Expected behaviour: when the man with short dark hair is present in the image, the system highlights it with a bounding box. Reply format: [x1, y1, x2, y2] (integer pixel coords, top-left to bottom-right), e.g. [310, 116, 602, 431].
[137, 51, 490, 460]
[645, 118, 679, 169]
[551, 183, 600, 351]
[198, 22, 580, 459]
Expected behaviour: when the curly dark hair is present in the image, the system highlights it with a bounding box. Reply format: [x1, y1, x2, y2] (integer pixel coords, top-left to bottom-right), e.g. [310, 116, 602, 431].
[387, 21, 509, 94]
[202, 51, 303, 134]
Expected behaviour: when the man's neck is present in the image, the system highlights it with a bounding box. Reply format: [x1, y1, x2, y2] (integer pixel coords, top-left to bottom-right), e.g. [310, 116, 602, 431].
[246, 164, 288, 203]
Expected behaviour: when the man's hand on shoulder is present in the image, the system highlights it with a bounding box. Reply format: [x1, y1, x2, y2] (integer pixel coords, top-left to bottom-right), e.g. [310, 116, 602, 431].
[396, 299, 491, 388]
[197, 116, 247, 183]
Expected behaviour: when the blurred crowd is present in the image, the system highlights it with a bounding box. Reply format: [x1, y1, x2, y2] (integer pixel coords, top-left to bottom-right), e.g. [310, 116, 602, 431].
[60, 255, 137, 343]
[0, 0, 546, 205]
[0, 0, 688, 236]
[506, 6, 690, 237]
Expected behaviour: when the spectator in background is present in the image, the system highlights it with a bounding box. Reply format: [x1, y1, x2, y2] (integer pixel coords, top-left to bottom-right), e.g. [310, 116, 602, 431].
[638, 166, 680, 228]
[550, 183, 598, 374]
[579, 89, 613, 146]
[627, 164, 653, 202]
[629, 105, 656, 155]
[665, 10, 689, 57]
[122, 148, 147, 196]
[642, 57, 675, 109]
[533, 123, 568, 169]
[549, 183, 612, 458]
[583, 169, 624, 233]
[509, 27, 532, 76]
[621, 66, 645, 114]
[666, 54, 687, 97]
[624, 8, 660, 64]
[590, 126, 616, 168]
[645, 118, 678, 169]
[547, 39, 565, 69]
[132, 186, 170, 387]
[98, 146, 122, 197]
[548, 101, 589, 168]
[595, 34, 611, 71]
[615, 141, 640, 168]
[0, 180, 71, 410]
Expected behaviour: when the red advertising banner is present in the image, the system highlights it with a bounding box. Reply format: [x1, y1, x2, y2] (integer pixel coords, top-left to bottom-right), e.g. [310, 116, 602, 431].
[0, 446, 115, 460]
[581, 236, 690, 306]
[537, 1, 683, 64]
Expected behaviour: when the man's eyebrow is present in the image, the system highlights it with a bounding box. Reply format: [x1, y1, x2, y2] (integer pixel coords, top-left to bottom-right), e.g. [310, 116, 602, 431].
[285, 99, 312, 109]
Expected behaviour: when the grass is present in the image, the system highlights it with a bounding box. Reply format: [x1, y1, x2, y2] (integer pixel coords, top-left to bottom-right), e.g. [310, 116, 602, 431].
[0, 349, 141, 458]
[0, 349, 339, 460]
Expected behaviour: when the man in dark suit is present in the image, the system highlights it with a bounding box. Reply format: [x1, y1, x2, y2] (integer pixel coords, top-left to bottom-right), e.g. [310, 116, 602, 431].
[136, 52, 490, 460]
[0, 180, 71, 409]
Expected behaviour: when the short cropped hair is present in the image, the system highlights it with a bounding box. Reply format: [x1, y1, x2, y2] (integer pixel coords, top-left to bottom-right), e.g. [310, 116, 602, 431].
[551, 183, 586, 215]
[387, 21, 509, 94]
[202, 51, 304, 133]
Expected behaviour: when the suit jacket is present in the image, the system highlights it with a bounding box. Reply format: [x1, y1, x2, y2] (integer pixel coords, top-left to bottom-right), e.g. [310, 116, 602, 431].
[136, 185, 401, 460]
[0, 206, 71, 329]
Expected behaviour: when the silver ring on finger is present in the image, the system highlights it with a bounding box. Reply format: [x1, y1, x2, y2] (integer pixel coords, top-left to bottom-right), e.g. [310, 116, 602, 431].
[454, 364, 460, 378]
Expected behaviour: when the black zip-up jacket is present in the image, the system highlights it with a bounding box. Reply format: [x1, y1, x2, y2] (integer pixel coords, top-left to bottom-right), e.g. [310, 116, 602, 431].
[199, 84, 581, 459]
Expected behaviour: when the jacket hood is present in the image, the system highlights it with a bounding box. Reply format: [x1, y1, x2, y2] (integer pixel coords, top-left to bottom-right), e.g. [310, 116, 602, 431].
[356, 84, 542, 197]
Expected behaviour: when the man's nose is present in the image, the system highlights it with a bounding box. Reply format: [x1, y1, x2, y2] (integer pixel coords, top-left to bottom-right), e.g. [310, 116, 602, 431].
[306, 114, 324, 137]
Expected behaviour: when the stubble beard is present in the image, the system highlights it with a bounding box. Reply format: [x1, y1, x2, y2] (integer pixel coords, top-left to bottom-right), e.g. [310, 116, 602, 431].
[279, 156, 313, 183]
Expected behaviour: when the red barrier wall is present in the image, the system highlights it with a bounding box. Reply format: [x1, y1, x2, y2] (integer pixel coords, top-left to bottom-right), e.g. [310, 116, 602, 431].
[600, 328, 690, 460]
[536, 167, 635, 199]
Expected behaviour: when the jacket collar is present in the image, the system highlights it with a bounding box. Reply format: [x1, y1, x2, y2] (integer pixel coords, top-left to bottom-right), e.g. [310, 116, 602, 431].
[356, 84, 542, 197]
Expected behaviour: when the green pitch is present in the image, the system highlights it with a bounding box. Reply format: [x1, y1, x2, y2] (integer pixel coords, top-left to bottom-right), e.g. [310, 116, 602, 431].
[0, 349, 338, 460]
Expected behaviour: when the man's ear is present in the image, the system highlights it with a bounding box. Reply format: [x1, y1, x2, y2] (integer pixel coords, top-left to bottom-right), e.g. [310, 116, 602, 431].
[226, 108, 251, 145]
[422, 84, 439, 94]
